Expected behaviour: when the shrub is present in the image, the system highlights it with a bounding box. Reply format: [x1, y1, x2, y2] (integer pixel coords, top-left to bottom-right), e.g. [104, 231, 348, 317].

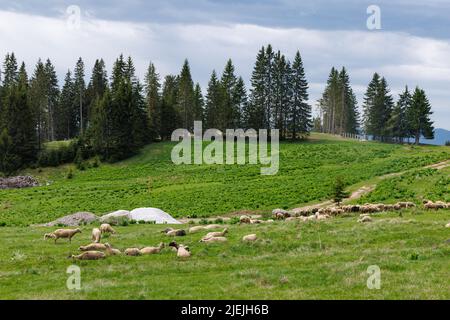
[66, 169, 74, 179]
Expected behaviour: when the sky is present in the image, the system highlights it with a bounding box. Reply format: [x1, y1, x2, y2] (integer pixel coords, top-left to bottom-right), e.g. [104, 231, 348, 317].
[0, 0, 449, 129]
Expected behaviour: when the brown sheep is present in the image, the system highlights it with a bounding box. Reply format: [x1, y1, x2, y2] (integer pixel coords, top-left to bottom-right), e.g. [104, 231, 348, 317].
[45, 228, 82, 243]
[92, 228, 101, 243]
[100, 223, 116, 234]
[124, 248, 141, 256]
[79, 243, 107, 251]
[104, 243, 121, 256]
[140, 242, 165, 255]
[163, 228, 187, 236]
[71, 251, 105, 260]
[169, 241, 191, 258]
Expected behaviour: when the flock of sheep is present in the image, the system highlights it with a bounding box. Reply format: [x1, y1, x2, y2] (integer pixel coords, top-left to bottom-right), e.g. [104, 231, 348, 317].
[43, 223, 258, 260]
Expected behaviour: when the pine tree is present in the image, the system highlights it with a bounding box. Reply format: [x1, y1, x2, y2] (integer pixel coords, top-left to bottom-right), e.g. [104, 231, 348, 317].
[290, 51, 310, 139]
[248, 46, 267, 130]
[193, 83, 204, 123]
[160, 75, 179, 140]
[86, 59, 108, 127]
[233, 77, 247, 128]
[44, 59, 59, 141]
[220, 59, 237, 131]
[407, 87, 434, 145]
[74, 57, 86, 135]
[2, 63, 37, 170]
[144, 62, 162, 140]
[389, 86, 411, 143]
[204, 70, 222, 129]
[176, 59, 195, 130]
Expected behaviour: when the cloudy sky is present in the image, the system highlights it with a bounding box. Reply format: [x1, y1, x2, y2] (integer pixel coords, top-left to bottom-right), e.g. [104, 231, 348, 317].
[0, 0, 449, 129]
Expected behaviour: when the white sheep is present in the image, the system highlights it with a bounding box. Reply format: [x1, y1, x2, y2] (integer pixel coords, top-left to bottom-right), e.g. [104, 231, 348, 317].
[92, 228, 101, 243]
[203, 228, 228, 240]
[79, 243, 107, 251]
[189, 226, 206, 233]
[140, 242, 165, 255]
[200, 236, 228, 243]
[104, 243, 121, 255]
[358, 216, 373, 223]
[445, 222, 450, 228]
[45, 228, 82, 243]
[71, 251, 105, 260]
[242, 234, 257, 242]
[100, 223, 116, 234]
[124, 248, 141, 256]
[240, 215, 251, 224]
[203, 224, 222, 230]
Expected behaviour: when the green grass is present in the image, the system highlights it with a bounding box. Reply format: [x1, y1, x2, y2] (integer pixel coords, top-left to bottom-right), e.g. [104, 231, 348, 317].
[356, 167, 450, 204]
[1, 134, 449, 226]
[0, 209, 448, 299]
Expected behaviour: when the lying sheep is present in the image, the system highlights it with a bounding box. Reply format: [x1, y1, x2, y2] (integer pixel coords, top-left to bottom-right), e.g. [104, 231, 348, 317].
[250, 219, 263, 224]
[140, 242, 165, 255]
[71, 251, 105, 260]
[445, 222, 450, 228]
[203, 224, 222, 230]
[79, 243, 107, 251]
[189, 226, 206, 233]
[239, 215, 251, 224]
[100, 223, 116, 234]
[169, 241, 191, 258]
[163, 228, 187, 236]
[358, 216, 373, 223]
[272, 209, 290, 220]
[45, 228, 82, 243]
[200, 236, 228, 243]
[105, 243, 121, 256]
[92, 228, 101, 243]
[243, 234, 257, 242]
[203, 228, 228, 239]
[124, 248, 141, 256]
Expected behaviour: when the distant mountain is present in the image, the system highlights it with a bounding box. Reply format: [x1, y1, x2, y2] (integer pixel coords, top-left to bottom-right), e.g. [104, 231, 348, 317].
[420, 128, 450, 146]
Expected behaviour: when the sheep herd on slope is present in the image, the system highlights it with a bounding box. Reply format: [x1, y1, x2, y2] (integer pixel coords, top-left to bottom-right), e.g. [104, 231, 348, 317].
[44, 223, 258, 261]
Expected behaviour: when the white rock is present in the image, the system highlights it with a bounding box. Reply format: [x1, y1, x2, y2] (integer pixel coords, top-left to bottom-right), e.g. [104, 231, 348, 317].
[130, 208, 181, 224]
[99, 210, 131, 225]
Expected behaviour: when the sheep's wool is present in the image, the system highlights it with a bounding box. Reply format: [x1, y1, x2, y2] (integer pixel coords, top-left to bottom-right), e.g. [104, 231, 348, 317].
[130, 208, 181, 224]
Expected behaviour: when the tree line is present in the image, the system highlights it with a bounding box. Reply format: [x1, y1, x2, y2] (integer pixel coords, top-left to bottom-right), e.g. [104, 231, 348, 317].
[0, 44, 435, 175]
[316, 69, 434, 144]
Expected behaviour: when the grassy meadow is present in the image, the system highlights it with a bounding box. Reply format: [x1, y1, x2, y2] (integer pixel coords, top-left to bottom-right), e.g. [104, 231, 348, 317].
[0, 133, 449, 226]
[0, 133, 449, 299]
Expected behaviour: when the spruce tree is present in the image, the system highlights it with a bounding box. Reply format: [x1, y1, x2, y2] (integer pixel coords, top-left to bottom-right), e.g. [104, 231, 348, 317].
[248, 46, 267, 130]
[176, 59, 195, 130]
[44, 59, 59, 141]
[220, 59, 237, 130]
[29, 59, 47, 150]
[144, 62, 162, 140]
[74, 57, 86, 135]
[86, 59, 108, 127]
[233, 77, 247, 128]
[290, 51, 310, 139]
[193, 83, 204, 123]
[55, 70, 77, 140]
[407, 87, 434, 145]
[160, 75, 179, 140]
[389, 86, 411, 143]
[204, 70, 222, 129]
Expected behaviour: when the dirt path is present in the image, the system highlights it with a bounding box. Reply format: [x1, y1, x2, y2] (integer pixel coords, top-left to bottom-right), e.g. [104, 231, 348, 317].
[291, 159, 450, 213]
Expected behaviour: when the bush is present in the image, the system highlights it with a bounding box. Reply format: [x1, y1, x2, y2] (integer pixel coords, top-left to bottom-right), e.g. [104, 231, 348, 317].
[66, 169, 74, 179]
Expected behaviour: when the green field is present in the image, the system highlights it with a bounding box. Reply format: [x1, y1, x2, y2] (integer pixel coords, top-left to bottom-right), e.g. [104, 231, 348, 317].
[1, 133, 449, 226]
[0, 134, 449, 299]
[0, 209, 448, 299]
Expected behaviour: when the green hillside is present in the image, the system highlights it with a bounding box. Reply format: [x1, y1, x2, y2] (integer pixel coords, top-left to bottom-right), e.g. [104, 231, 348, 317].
[1, 133, 449, 226]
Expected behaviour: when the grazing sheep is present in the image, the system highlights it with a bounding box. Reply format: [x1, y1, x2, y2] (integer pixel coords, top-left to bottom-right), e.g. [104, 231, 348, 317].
[424, 201, 440, 210]
[104, 243, 121, 255]
[397, 201, 416, 208]
[45, 228, 81, 243]
[100, 223, 116, 234]
[200, 236, 228, 243]
[71, 251, 105, 260]
[189, 226, 206, 233]
[92, 228, 101, 243]
[140, 242, 165, 255]
[243, 234, 258, 242]
[79, 243, 107, 251]
[272, 209, 290, 220]
[203, 224, 222, 230]
[240, 215, 251, 223]
[124, 248, 141, 256]
[358, 216, 373, 223]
